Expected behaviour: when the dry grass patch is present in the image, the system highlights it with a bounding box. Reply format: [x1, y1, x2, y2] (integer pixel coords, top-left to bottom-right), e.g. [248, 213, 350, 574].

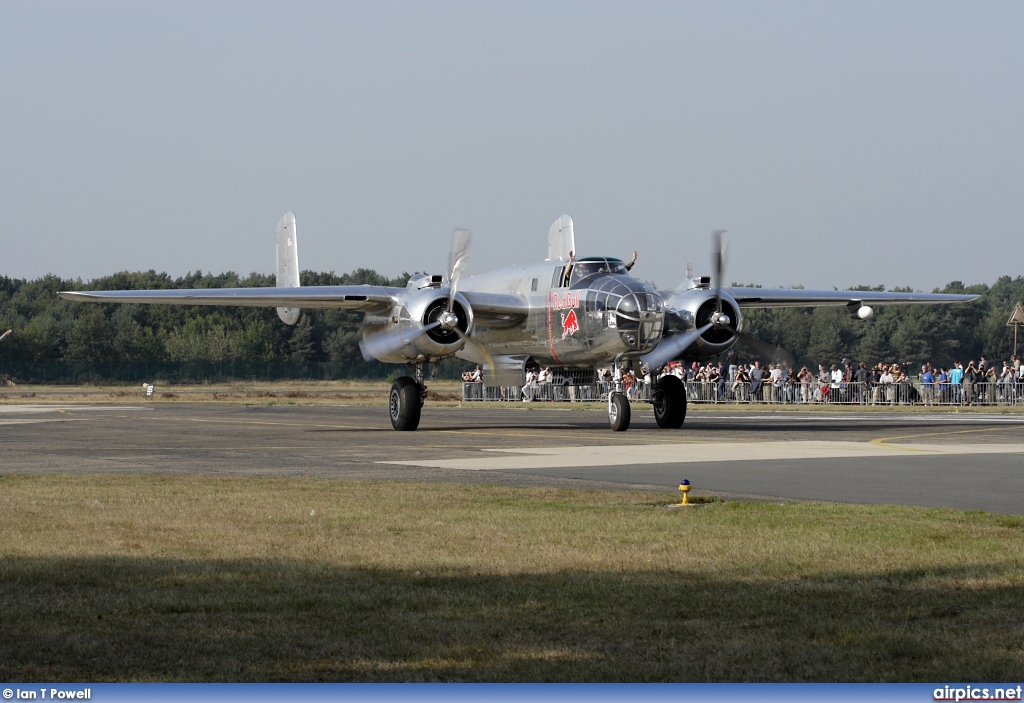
[0, 380, 464, 407]
[1, 475, 1023, 681]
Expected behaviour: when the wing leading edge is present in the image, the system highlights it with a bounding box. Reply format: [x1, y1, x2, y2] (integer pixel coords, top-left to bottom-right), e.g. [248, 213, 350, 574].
[58, 286, 402, 315]
[728, 287, 979, 309]
[57, 286, 531, 327]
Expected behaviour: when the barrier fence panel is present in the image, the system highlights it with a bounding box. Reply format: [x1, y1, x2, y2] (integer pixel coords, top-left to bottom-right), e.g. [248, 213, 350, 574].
[463, 380, 1023, 406]
[5, 359, 1018, 406]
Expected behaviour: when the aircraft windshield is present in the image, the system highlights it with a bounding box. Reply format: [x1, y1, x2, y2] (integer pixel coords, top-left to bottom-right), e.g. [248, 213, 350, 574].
[568, 257, 627, 287]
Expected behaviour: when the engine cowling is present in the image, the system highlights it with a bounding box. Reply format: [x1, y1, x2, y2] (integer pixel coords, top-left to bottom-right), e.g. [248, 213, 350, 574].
[362, 288, 474, 363]
[662, 288, 742, 360]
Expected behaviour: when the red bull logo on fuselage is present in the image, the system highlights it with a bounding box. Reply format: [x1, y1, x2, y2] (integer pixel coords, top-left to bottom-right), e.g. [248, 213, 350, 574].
[560, 309, 580, 338]
[549, 291, 580, 310]
[547, 290, 582, 352]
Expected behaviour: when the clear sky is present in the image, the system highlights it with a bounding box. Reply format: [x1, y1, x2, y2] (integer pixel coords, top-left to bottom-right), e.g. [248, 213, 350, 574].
[2, 0, 1022, 292]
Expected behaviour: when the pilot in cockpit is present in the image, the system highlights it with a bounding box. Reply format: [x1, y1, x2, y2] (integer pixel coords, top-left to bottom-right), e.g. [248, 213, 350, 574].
[567, 257, 629, 287]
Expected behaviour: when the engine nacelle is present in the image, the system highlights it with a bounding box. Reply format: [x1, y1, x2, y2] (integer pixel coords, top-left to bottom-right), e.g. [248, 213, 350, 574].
[662, 288, 743, 360]
[362, 288, 474, 363]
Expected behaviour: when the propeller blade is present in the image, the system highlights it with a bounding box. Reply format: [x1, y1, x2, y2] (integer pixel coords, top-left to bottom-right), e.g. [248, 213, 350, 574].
[447, 228, 472, 313]
[712, 229, 728, 315]
[454, 328, 490, 367]
[734, 328, 795, 368]
[709, 230, 794, 366]
[640, 323, 713, 370]
[359, 322, 440, 362]
[455, 328, 523, 388]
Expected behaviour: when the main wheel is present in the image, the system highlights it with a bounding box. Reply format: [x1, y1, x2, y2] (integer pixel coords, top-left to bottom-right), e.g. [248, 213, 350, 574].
[389, 376, 422, 431]
[609, 392, 631, 432]
[653, 375, 687, 428]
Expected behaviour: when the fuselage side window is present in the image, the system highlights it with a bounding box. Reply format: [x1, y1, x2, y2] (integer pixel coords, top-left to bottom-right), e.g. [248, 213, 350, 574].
[551, 267, 564, 289]
[531, 278, 538, 292]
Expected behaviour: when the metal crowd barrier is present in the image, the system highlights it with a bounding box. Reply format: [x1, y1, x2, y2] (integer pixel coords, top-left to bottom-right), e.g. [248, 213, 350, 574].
[462, 380, 1023, 406]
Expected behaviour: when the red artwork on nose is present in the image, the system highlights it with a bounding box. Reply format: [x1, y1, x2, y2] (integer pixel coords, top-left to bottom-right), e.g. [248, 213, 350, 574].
[560, 309, 579, 339]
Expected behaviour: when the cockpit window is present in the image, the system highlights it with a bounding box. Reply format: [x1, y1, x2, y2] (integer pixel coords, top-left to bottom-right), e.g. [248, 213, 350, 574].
[568, 257, 627, 287]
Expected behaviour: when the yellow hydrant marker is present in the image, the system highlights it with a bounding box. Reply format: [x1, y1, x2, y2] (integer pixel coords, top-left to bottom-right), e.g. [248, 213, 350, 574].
[678, 479, 691, 506]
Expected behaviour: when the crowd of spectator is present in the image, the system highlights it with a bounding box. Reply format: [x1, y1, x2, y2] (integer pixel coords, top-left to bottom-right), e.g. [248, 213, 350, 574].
[463, 355, 1024, 406]
[646, 354, 1024, 405]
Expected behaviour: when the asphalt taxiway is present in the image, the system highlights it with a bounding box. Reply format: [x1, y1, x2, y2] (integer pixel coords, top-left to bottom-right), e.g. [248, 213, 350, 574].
[2, 402, 1024, 514]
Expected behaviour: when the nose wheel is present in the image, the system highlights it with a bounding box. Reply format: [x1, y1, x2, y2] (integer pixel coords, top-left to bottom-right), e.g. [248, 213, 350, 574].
[608, 392, 631, 431]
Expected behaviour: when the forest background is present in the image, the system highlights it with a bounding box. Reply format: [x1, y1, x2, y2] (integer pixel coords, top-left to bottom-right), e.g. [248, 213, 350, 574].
[1, 269, 1022, 384]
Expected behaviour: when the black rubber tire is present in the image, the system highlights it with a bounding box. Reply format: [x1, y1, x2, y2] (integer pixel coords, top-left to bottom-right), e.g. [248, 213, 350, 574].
[609, 392, 631, 432]
[389, 376, 421, 431]
[653, 375, 687, 428]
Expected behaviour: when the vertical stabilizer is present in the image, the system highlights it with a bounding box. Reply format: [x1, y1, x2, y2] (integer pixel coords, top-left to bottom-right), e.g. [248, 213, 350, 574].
[546, 215, 575, 261]
[275, 212, 300, 325]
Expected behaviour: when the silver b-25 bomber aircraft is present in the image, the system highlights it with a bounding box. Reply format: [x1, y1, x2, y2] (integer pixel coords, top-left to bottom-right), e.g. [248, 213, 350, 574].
[61, 213, 976, 431]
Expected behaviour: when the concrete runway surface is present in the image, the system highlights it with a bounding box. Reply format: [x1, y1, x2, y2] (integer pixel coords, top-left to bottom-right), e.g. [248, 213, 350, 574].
[2, 402, 1024, 514]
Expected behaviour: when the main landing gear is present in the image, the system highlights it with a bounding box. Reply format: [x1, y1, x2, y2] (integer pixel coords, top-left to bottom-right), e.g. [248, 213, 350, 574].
[652, 375, 687, 428]
[389, 364, 428, 431]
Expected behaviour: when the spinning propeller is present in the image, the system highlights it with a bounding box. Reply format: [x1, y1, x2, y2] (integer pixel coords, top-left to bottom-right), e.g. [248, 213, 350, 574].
[440, 229, 504, 371]
[359, 229, 471, 362]
[641, 231, 792, 369]
[442, 230, 523, 386]
[711, 231, 793, 367]
[360, 229, 519, 385]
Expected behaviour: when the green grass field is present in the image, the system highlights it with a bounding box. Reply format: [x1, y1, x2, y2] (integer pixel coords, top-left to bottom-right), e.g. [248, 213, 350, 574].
[2, 475, 1023, 681]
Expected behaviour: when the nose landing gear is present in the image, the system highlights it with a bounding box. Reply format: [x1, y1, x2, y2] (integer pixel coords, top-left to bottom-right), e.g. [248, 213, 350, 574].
[608, 361, 631, 431]
[608, 392, 631, 431]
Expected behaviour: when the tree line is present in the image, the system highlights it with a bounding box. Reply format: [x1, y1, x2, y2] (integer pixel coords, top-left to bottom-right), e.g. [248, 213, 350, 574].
[738, 278, 1024, 369]
[0, 269, 416, 382]
[0, 269, 1021, 379]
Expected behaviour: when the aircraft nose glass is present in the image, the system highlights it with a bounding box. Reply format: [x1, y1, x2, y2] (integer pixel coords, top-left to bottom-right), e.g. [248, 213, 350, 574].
[614, 292, 663, 351]
[582, 275, 664, 351]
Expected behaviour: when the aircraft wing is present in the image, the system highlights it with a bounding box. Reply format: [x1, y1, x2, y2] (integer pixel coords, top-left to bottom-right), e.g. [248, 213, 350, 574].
[58, 286, 402, 315]
[727, 287, 979, 309]
[462, 291, 529, 328]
